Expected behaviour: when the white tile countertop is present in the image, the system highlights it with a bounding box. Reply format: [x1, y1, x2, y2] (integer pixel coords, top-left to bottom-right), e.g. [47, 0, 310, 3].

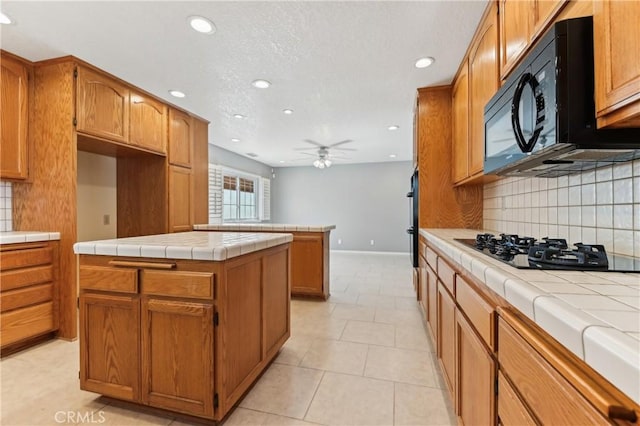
[73, 231, 293, 261]
[420, 228, 640, 404]
[194, 223, 336, 232]
[0, 231, 61, 245]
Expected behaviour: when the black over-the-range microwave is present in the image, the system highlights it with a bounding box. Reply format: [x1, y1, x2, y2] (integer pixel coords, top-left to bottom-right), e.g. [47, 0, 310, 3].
[484, 16, 640, 177]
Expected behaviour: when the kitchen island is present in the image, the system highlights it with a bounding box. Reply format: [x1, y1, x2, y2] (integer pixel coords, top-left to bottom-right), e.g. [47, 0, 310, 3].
[73, 231, 292, 421]
[418, 228, 640, 425]
[194, 223, 335, 299]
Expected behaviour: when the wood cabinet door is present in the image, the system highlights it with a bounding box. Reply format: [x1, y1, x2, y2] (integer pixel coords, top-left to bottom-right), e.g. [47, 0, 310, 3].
[469, 2, 499, 176]
[418, 256, 428, 319]
[426, 264, 438, 342]
[130, 91, 167, 154]
[451, 61, 469, 184]
[498, 371, 537, 425]
[80, 293, 140, 402]
[290, 234, 323, 296]
[594, 0, 640, 127]
[263, 247, 290, 357]
[168, 108, 193, 167]
[437, 282, 456, 402]
[76, 66, 129, 143]
[168, 165, 192, 233]
[1, 54, 29, 180]
[455, 310, 496, 426]
[500, 0, 532, 78]
[533, 0, 567, 37]
[141, 298, 214, 417]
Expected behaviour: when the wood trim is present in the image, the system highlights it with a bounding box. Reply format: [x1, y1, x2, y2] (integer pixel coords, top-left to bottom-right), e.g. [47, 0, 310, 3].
[109, 260, 176, 270]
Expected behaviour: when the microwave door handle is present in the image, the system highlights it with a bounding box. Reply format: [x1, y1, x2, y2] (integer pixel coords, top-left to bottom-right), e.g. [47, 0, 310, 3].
[511, 72, 544, 153]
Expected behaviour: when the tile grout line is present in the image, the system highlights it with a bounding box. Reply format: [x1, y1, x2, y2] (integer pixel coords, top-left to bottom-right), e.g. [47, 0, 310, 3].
[302, 370, 326, 422]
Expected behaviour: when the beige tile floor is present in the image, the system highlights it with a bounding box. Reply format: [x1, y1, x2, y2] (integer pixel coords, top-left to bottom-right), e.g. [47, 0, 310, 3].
[0, 251, 455, 425]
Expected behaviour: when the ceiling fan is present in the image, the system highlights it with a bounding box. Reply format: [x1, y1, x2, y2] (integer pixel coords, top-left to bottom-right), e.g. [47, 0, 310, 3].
[294, 139, 356, 168]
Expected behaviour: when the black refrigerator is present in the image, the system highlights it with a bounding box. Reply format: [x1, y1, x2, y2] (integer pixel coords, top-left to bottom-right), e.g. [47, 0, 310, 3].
[407, 169, 419, 267]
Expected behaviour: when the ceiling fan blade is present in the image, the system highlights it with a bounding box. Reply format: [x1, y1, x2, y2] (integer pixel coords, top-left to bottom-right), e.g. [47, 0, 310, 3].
[328, 139, 353, 148]
[303, 139, 324, 147]
[332, 147, 357, 151]
[294, 147, 317, 151]
[299, 152, 317, 156]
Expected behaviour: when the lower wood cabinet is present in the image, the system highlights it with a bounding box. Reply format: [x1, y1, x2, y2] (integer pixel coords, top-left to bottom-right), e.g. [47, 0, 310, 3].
[498, 371, 536, 426]
[78, 243, 291, 421]
[141, 298, 214, 417]
[437, 281, 456, 400]
[0, 241, 59, 351]
[290, 232, 328, 298]
[80, 292, 140, 402]
[455, 309, 495, 425]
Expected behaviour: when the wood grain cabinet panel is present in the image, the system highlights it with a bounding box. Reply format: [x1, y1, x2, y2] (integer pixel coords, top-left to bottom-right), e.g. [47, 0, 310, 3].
[594, 0, 640, 128]
[291, 234, 324, 297]
[426, 264, 438, 342]
[418, 255, 428, 320]
[129, 91, 167, 153]
[168, 165, 193, 233]
[141, 298, 214, 417]
[263, 249, 290, 357]
[455, 309, 496, 426]
[500, 0, 532, 78]
[498, 371, 537, 426]
[0, 52, 30, 180]
[76, 66, 129, 143]
[469, 2, 498, 177]
[168, 108, 193, 168]
[452, 60, 470, 184]
[437, 282, 456, 402]
[533, 0, 567, 37]
[80, 293, 140, 402]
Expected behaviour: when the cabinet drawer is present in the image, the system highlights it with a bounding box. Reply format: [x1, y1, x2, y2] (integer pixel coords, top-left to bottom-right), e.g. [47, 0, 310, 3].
[437, 257, 456, 295]
[0, 247, 52, 271]
[498, 318, 607, 425]
[498, 371, 536, 426]
[80, 266, 138, 293]
[1, 302, 55, 347]
[457, 275, 495, 350]
[142, 270, 214, 299]
[1, 283, 54, 312]
[0, 265, 53, 292]
[426, 246, 438, 271]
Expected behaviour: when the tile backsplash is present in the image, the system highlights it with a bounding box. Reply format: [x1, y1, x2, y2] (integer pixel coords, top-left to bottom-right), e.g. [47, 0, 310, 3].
[0, 181, 13, 232]
[483, 160, 639, 257]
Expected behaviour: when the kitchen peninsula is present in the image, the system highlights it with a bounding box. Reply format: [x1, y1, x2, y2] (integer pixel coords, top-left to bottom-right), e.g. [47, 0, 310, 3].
[194, 224, 335, 299]
[73, 231, 292, 421]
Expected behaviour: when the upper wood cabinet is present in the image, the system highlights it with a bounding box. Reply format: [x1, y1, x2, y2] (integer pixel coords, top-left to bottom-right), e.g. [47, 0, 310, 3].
[452, 61, 469, 184]
[168, 165, 192, 233]
[129, 91, 167, 154]
[76, 66, 130, 143]
[469, 2, 499, 177]
[169, 108, 193, 168]
[499, 0, 567, 79]
[594, 0, 640, 128]
[1, 53, 30, 180]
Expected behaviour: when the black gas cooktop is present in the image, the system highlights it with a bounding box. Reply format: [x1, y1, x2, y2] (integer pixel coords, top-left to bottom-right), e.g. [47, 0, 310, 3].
[455, 234, 640, 272]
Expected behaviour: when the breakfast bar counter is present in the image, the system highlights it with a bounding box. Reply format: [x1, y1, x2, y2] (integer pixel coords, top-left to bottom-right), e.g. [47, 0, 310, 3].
[73, 231, 292, 421]
[194, 224, 336, 299]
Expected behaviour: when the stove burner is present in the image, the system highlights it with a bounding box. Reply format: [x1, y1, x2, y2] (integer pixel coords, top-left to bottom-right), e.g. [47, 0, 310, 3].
[477, 234, 536, 260]
[528, 242, 609, 270]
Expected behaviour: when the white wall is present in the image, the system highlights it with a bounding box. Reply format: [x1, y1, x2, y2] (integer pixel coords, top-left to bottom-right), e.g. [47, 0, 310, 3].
[271, 161, 413, 252]
[209, 144, 273, 179]
[77, 151, 117, 242]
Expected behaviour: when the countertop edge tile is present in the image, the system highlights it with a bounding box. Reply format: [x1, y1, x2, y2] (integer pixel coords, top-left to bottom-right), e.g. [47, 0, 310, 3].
[193, 223, 336, 232]
[1, 231, 61, 244]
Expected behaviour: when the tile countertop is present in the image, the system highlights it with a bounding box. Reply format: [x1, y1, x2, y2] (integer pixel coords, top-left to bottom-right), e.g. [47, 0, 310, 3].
[0, 231, 61, 244]
[73, 231, 293, 261]
[420, 228, 640, 404]
[194, 223, 336, 232]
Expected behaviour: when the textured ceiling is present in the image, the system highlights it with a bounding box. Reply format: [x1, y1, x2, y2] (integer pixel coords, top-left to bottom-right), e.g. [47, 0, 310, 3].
[1, 1, 487, 167]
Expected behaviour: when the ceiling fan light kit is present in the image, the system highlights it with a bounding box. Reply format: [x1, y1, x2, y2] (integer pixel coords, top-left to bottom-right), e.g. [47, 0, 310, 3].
[313, 158, 332, 169]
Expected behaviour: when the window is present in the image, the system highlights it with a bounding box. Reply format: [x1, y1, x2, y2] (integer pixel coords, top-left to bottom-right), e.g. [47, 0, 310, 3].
[223, 174, 257, 221]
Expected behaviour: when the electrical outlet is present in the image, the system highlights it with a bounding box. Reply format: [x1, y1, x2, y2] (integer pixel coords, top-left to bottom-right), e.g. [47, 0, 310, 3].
[370, 239, 375, 246]
[337, 238, 342, 245]
[103, 214, 110, 225]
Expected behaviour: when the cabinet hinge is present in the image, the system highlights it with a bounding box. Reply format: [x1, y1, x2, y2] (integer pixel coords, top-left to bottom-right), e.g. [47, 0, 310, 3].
[213, 274, 217, 299]
[73, 117, 77, 127]
[77, 297, 79, 309]
[495, 377, 499, 396]
[74, 68, 78, 78]
[213, 312, 219, 326]
[214, 393, 219, 409]
[78, 371, 80, 380]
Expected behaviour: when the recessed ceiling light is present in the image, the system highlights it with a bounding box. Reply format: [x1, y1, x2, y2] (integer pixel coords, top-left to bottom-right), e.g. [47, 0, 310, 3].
[0, 12, 13, 25]
[188, 16, 216, 34]
[389, 154, 397, 159]
[415, 57, 435, 69]
[388, 125, 399, 131]
[282, 109, 293, 115]
[252, 79, 271, 89]
[233, 114, 245, 119]
[231, 138, 240, 142]
[279, 160, 285, 163]
[169, 90, 186, 98]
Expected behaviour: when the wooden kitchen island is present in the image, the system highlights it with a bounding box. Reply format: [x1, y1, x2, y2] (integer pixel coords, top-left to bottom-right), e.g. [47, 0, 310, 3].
[73, 231, 292, 422]
[194, 224, 335, 299]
